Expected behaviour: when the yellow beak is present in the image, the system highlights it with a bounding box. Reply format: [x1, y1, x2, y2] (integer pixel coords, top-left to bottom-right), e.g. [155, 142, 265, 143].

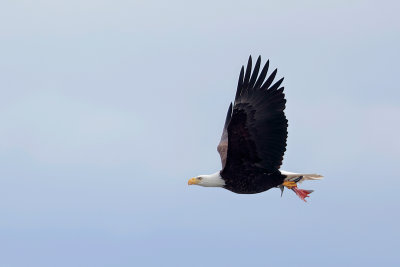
[188, 177, 199, 185]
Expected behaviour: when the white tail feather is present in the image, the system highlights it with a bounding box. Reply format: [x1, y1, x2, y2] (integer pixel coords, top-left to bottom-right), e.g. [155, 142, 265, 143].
[280, 170, 324, 184]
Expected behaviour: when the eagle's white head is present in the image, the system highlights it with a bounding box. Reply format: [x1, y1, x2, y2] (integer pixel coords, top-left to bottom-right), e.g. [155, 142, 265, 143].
[188, 171, 225, 187]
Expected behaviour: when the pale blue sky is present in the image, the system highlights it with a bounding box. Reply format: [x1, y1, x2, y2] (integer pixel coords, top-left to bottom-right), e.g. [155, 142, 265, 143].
[1, 1, 399, 266]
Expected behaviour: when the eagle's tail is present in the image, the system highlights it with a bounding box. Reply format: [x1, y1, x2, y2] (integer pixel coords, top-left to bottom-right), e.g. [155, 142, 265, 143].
[282, 171, 323, 183]
[279, 170, 324, 202]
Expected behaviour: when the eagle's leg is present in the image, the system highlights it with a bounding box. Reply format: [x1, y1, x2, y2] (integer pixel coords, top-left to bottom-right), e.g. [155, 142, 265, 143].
[282, 180, 313, 202]
[282, 181, 296, 189]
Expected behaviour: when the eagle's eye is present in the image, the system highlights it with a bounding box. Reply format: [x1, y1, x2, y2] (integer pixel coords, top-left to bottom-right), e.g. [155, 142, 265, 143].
[197, 177, 203, 180]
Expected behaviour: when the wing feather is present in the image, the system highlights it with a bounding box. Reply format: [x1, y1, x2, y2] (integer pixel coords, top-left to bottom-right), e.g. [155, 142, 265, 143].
[254, 60, 269, 89]
[248, 56, 261, 89]
[235, 66, 245, 101]
[242, 56, 252, 90]
[261, 68, 277, 90]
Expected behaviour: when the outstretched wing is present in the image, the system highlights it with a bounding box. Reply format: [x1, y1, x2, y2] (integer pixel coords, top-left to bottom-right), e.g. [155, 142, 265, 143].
[222, 56, 288, 173]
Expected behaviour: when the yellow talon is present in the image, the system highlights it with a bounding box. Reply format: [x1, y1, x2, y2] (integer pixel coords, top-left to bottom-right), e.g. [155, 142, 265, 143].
[282, 181, 297, 189]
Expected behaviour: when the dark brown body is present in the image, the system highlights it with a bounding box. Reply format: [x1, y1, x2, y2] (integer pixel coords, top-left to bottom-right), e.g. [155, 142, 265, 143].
[221, 168, 285, 194]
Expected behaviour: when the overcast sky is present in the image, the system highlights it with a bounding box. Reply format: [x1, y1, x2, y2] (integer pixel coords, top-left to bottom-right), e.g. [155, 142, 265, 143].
[1, 1, 399, 266]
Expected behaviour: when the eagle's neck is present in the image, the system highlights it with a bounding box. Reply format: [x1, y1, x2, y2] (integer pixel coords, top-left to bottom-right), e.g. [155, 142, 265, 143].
[199, 171, 225, 187]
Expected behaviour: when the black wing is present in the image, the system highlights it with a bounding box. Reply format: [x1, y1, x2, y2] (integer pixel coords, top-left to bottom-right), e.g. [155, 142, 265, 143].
[220, 56, 288, 173]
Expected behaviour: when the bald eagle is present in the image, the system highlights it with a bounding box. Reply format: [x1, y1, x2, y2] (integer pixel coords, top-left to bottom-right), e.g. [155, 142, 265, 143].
[188, 56, 323, 201]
